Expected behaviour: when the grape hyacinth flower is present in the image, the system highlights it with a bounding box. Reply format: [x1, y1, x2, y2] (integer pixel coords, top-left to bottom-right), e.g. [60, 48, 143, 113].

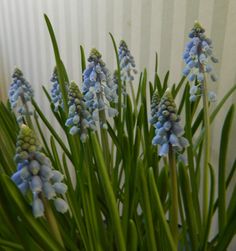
[50, 68, 65, 111]
[11, 124, 68, 218]
[8, 68, 34, 123]
[182, 21, 218, 102]
[149, 91, 160, 125]
[118, 40, 137, 83]
[151, 89, 189, 157]
[82, 48, 118, 128]
[65, 82, 96, 142]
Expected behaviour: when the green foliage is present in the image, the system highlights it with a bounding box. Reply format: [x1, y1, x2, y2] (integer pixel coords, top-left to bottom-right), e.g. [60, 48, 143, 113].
[0, 14, 235, 251]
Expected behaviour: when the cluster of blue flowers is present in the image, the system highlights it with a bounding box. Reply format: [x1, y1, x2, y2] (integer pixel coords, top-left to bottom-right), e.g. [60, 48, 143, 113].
[50, 68, 65, 111]
[8, 68, 34, 123]
[118, 40, 137, 84]
[150, 89, 189, 157]
[182, 21, 218, 102]
[82, 48, 118, 128]
[11, 124, 68, 218]
[65, 82, 96, 142]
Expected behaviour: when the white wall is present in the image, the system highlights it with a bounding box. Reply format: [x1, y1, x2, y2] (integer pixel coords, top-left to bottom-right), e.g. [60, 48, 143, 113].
[0, 0, 235, 248]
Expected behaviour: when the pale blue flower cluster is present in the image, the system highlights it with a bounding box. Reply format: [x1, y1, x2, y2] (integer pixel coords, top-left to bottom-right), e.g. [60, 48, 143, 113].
[8, 68, 34, 123]
[65, 82, 96, 142]
[11, 125, 68, 218]
[82, 49, 118, 127]
[50, 68, 64, 111]
[183, 22, 218, 102]
[118, 40, 137, 83]
[151, 89, 189, 157]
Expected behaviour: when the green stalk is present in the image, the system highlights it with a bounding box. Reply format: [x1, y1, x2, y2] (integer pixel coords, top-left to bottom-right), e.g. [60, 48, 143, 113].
[168, 145, 179, 246]
[202, 73, 210, 226]
[41, 196, 64, 248]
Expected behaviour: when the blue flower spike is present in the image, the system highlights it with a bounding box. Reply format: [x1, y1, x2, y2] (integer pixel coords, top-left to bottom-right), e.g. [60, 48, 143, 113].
[151, 89, 189, 159]
[66, 82, 96, 142]
[82, 48, 118, 128]
[118, 40, 137, 83]
[50, 67, 66, 111]
[8, 68, 34, 123]
[11, 124, 68, 218]
[183, 21, 218, 102]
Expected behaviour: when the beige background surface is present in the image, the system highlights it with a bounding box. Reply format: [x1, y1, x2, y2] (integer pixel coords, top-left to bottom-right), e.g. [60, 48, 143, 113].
[0, 0, 235, 248]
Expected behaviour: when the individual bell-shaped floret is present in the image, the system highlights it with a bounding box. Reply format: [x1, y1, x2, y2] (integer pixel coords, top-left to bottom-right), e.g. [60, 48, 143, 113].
[65, 82, 96, 142]
[118, 40, 137, 83]
[82, 48, 118, 127]
[11, 124, 68, 218]
[182, 21, 218, 102]
[151, 89, 189, 158]
[8, 68, 34, 123]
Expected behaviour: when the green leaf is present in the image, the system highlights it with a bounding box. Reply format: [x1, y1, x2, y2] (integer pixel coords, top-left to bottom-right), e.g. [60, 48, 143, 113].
[90, 133, 126, 251]
[138, 161, 157, 251]
[148, 168, 177, 251]
[179, 164, 198, 251]
[184, 84, 201, 230]
[126, 95, 134, 147]
[163, 71, 169, 91]
[172, 76, 186, 98]
[136, 72, 143, 104]
[200, 164, 215, 251]
[109, 33, 122, 131]
[127, 220, 138, 251]
[214, 201, 236, 251]
[31, 98, 72, 162]
[44, 14, 69, 113]
[154, 73, 163, 97]
[194, 84, 236, 149]
[0, 239, 24, 250]
[218, 105, 235, 232]
[80, 45, 86, 74]
[157, 166, 168, 204]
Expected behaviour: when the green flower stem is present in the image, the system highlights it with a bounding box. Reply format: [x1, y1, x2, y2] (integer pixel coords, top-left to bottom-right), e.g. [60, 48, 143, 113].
[41, 195, 64, 249]
[168, 145, 178, 246]
[202, 73, 210, 226]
